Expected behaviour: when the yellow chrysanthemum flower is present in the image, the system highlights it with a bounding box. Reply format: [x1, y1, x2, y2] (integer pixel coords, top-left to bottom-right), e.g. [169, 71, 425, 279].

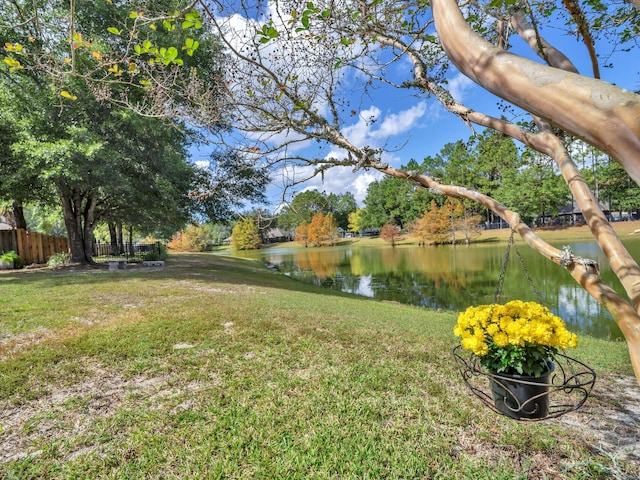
[454, 300, 578, 375]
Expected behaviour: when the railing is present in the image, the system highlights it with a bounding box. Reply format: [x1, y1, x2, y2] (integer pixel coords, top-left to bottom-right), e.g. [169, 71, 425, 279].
[92, 242, 164, 264]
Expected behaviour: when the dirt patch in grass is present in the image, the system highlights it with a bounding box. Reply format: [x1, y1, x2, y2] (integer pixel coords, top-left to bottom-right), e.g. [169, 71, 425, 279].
[560, 374, 640, 466]
[0, 361, 172, 464]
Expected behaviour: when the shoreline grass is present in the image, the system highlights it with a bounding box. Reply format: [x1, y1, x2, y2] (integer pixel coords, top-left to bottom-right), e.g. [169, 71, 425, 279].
[0, 254, 638, 478]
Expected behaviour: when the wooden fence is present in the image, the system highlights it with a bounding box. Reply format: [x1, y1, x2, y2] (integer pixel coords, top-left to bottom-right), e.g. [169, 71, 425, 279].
[0, 229, 69, 265]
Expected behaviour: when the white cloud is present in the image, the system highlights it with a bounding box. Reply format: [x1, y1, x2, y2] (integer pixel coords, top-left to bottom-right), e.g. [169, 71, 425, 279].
[297, 167, 382, 205]
[448, 73, 475, 103]
[194, 160, 210, 169]
[377, 102, 427, 137]
[340, 101, 427, 151]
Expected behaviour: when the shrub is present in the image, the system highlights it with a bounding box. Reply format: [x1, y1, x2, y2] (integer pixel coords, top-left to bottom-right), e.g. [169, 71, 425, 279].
[0, 250, 21, 268]
[47, 252, 70, 267]
[143, 243, 168, 261]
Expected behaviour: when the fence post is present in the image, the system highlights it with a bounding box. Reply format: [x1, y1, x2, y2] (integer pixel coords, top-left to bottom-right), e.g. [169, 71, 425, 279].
[16, 229, 29, 264]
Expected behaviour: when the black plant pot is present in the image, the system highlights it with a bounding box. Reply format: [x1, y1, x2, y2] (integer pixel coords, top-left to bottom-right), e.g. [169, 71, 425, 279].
[489, 364, 554, 420]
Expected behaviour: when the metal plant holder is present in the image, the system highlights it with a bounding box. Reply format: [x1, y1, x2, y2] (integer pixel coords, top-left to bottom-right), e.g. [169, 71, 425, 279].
[452, 345, 596, 421]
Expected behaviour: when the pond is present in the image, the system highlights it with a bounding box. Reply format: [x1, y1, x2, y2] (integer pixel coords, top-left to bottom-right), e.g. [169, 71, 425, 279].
[231, 237, 640, 340]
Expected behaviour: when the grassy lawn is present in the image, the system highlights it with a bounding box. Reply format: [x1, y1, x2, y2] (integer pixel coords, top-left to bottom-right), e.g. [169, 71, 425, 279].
[0, 253, 638, 479]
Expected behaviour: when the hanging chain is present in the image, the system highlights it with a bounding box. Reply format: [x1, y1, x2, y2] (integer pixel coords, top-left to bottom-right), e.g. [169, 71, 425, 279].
[494, 229, 542, 303]
[512, 238, 543, 303]
[494, 230, 513, 303]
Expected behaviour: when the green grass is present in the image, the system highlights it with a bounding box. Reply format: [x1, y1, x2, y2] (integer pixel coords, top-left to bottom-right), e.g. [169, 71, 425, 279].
[0, 254, 637, 479]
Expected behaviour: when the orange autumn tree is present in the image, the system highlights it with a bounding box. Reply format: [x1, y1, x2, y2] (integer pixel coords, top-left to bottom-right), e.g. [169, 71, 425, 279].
[410, 199, 477, 245]
[294, 221, 309, 247]
[379, 222, 402, 247]
[307, 213, 339, 247]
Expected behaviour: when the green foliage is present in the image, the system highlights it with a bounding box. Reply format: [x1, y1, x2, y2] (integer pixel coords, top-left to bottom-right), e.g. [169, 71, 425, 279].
[277, 190, 328, 230]
[326, 192, 357, 230]
[277, 190, 356, 231]
[194, 151, 269, 224]
[143, 243, 168, 261]
[363, 171, 435, 230]
[47, 252, 70, 267]
[0, 250, 20, 265]
[23, 204, 66, 236]
[258, 23, 280, 43]
[231, 217, 261, 250]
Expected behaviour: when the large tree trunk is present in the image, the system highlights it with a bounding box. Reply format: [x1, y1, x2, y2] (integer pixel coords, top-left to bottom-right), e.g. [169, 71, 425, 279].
[11, 200, 27, 230]
[117, 222, 124, 254]
[57, 185, 97, 265]
[108, 222, 119, 255]
[432, 0, 640, 382]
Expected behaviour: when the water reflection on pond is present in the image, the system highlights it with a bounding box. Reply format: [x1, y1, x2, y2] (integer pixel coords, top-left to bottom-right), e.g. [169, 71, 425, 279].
[232, 238, 640, 340]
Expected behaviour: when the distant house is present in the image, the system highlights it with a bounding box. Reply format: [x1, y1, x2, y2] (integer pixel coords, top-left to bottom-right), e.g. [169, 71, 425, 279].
[263, 228, 292, 244]
[0, 222, 12, 231]
[540, 199, 611, 226]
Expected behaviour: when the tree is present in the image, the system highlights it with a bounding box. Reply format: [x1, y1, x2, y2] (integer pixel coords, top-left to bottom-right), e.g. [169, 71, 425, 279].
[598, 162, 640, 218]
[193, 151, 270, 224]
[326, 192, 358, 230]
[348, 209, 366, 235]
[409, 200, 459, 245]
[181, 0, 640, 382]
[277, 190, 328, 231]
[495, 151, 568, 226]
[231, 217, 261, 250]
[363, 173, 434, 230]
[2, 80, 199, 263]
[0, 0, 229, 263]
[294, 222, 309, 247]
[168, 223, 225, 252]
[379, 222, 401, 247]
[307, 213, 339, 246]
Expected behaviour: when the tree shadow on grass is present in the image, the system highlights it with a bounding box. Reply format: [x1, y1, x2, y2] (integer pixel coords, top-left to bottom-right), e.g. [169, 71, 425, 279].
[0, 253, 372, 303]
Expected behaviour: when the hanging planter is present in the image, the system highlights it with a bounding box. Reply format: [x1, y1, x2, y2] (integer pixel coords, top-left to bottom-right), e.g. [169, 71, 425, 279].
[452, 300, 596, 421]
[453, 346, 596, 421]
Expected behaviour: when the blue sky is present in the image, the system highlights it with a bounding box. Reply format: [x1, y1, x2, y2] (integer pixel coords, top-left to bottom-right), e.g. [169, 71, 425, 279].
[190, 1, 640, 211]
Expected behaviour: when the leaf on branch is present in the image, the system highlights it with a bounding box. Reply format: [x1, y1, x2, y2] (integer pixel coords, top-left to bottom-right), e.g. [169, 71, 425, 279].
[163, 20, 175, 32]
[71, 33, 84, 49]
[107, 27, 121, 35]
[258, 24, 279, 43]
[182, 38, 199, 56]
[3, 57, 24, 72]
[91, 51, 102, 60]
[4, 43, 24, 53]
[182, 11, 203, 29]
[60, 91, 78, 101]
[108, 64, 123, 76]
